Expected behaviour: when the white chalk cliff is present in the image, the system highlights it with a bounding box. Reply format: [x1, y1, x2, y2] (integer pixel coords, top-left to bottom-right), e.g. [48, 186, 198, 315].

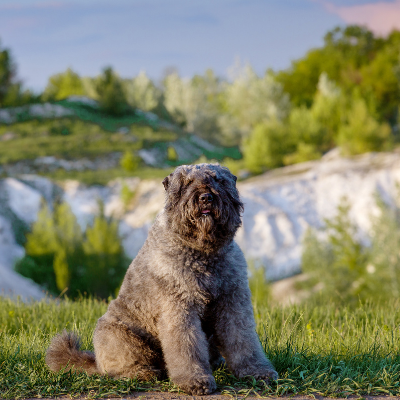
[1, 149, 400, 299]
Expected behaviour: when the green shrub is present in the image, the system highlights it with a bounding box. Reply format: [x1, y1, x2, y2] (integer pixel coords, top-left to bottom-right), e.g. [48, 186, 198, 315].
[16, 200, 129, 298]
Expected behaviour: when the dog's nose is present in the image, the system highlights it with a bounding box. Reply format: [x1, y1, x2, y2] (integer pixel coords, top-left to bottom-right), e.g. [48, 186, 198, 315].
[199, 193, 213, 203]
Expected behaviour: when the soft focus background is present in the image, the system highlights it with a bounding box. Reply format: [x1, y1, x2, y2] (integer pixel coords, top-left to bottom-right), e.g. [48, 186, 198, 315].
[1, 0, 400, 305]
[4, 2, 400, 398]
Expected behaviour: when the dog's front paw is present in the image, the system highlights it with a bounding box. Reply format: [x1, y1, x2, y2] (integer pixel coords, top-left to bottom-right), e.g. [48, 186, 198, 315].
[175, 374, 217, 395]
[251, 368, 278, 382]
[236, 365, 278, 383]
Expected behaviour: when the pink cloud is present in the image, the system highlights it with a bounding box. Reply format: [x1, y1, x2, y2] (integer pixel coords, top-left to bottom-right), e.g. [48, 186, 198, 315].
[322, 0, 400, 36]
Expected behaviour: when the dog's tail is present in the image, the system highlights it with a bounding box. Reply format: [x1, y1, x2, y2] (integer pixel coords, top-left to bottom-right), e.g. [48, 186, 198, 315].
[45, 330, 99, 375]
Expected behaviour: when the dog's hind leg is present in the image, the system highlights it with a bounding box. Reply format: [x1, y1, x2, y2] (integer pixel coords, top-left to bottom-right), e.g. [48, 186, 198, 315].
[93, 316, 165, 380]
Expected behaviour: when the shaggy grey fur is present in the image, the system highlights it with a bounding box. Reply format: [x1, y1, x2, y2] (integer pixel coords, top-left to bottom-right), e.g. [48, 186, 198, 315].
[46, 163, 278, 395]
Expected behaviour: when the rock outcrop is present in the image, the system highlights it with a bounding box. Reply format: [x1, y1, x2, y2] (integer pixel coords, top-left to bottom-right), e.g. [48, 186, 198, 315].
[237, 149, 400, 279]
[1, 149, 400, 298]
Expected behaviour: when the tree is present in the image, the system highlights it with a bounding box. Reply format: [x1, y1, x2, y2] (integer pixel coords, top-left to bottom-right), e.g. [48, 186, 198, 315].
[163, 70, 222, 142]
[95, 67, 129, 115]
[359, 43, 400, 122]
[243, 120, 293, 173]
[301, 194, 400, 305]
[53, 248, 70, 292]
[16, 200, 128, 298]
[82, 201, 127, 298]
[125, 71, 161, 111]
[301, 199, 370, 305]
[281, 75, 342, 165]
[337, 96, 392, 155]
[0, 39, 35, 107]
[219, 64, 291, 144]
[368, 194, 400, 299]
[43, 68, 84, 101]
[284, 106, 323, 164]
[0, 40, 15, 107]
[275, 26, 384, 108]
[310, 73, 342, 148]
[20, 201, 82, 293]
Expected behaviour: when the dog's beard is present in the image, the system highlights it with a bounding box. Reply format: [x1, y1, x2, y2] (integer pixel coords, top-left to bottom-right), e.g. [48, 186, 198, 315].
[196, 213, 215, 243]
[185, 195, 220, 245]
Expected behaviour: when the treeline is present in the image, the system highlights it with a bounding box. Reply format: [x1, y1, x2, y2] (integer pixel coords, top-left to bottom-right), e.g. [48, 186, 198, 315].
[1, 26, 400, 173]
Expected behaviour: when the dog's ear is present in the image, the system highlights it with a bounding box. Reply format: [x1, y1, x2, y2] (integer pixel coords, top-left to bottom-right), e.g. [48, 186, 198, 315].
[162, 173, 174, 190]
[162, 176, 169, 190]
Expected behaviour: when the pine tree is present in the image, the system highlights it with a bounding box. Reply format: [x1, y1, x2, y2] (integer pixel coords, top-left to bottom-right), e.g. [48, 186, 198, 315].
[95, 67, 128, 116]
[25, 201, 58, 256]
[53, 248, 70, 292]
[301, 198, 371, 304]
[82, 201, 127, 297]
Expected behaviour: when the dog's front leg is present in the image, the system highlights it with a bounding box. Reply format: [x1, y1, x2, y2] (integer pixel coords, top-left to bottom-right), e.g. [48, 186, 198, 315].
[214, 289, 278, 382]
[157, 305, 217, 395]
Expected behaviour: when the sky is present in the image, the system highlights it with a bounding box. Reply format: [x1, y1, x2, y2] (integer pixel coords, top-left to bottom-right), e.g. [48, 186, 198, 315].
[0, 0, 400, 92]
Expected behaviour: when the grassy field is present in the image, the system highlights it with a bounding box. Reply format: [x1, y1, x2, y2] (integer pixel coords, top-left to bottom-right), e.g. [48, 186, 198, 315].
[2, 296, 400, 398]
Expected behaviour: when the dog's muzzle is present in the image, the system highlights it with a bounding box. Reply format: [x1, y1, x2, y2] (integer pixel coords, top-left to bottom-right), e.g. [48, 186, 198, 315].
[199, 193, 213, 215]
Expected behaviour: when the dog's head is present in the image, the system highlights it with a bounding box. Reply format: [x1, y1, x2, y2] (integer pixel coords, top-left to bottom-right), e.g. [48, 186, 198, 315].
[162, 163, 244, 252]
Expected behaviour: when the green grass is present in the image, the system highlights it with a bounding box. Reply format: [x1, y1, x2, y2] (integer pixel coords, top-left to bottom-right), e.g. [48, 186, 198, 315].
[2, 297, 400, 398]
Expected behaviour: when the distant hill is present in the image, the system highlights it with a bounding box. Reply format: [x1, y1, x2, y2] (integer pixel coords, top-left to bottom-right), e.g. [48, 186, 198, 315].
[0, 97, 241, 183]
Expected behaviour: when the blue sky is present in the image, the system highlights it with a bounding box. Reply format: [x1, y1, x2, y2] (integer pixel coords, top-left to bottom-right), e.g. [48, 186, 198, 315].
[0, 0, 399, 92]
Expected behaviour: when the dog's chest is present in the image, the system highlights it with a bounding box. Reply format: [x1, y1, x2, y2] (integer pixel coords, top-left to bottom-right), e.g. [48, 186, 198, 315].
[179, 254, 222, 306]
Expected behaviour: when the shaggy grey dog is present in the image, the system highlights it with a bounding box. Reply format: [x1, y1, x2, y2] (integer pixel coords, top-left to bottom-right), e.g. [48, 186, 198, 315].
[46, 163, 278, 395]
